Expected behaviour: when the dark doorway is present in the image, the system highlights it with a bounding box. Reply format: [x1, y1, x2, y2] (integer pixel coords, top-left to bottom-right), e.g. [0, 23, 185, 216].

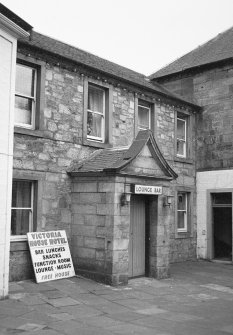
[212, 193, 232, 260]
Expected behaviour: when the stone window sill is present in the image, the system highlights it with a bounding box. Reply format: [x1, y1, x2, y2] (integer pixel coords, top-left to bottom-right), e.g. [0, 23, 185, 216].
[10, 241, 29, 252]
[175, 232, 192, 239]
[14, 126, 45, 138]
[83, 138, 112, 149]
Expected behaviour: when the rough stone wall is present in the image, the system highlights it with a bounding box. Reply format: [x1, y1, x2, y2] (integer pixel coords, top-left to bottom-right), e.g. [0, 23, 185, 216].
[150, 184, 172, 278]
[157, 63, 233, 170]
[12, 58, 137, 231]
[9, 244, 34, 281]
[155, 64, 233, 263]
[71, 175, 176, 284]
[169, 159, 197, 263]
[156, 102, 175, 160]
[111, 179, 130, 285]
[152, 102, 197, 263]
[169, 238, 197, 263]
[11, 53, 134, 280]
[11, 59, 94, 280]
[71, 176, 128, 285]
[44, 65, 84, 144]
[112, 88, 135, 147]
[11, 47, 197, 280]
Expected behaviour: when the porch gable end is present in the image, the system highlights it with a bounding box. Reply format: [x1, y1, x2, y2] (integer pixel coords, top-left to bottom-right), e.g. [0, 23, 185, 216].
[68, 130, 178, 180]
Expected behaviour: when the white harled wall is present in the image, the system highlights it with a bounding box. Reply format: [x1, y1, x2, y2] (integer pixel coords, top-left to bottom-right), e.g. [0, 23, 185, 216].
[0, 14, 29, 298]
[197, 170, 233, 259]
[0, 27, 17, 298]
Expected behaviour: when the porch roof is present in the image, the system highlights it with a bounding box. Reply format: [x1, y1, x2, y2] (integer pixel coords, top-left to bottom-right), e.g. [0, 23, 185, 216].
[68, 130, 178, 180]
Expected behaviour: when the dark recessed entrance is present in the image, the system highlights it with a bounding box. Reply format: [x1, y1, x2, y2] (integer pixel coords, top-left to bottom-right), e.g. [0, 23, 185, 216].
[212, 193, 232, 261]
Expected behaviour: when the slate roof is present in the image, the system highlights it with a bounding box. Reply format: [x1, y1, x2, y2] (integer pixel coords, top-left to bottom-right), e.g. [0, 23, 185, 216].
[18, 31, 198, 108]
[150, 26, 233, 79]
[69, 148, 128, 173]
[69, 130, 178, 179]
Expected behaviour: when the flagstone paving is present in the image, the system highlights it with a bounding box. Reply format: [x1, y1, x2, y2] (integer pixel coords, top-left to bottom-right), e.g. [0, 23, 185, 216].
[0, 260, 233, 334]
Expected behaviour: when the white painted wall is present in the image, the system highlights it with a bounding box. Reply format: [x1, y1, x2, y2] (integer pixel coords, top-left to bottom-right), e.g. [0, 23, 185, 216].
[0, 14, 29, 298]
[0, 27, 17, 299]
[197, 170, 233, 259]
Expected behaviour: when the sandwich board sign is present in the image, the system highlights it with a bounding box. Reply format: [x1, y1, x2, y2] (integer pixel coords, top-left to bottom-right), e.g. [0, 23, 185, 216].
[27, 230, 75, 283]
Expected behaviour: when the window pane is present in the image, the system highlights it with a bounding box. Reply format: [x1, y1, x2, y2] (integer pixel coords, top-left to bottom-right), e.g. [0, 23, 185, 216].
[87, 111, 103, 138]
[138, 105, 150, 129]
[12, 180, 32, 208]
[88, 86, 104, 114]
[178, 193, 186, 210]
[11, 209, 31, 235]
[16, 64, 35, 97]
[177, 118, 185, 140]
[177, 211, 185, 229]
[177, 140, 185, 156]
[15, 96, 32, 125]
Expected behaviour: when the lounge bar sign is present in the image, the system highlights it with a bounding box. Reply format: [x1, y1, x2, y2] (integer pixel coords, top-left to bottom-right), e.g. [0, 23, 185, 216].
[132, 184, 163, 195]
[27, 230, 75, 283]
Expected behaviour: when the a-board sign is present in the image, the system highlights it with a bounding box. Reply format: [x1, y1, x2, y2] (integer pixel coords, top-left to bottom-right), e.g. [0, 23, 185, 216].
[27, 230, 75, 283]
[132, 184, 163, 195]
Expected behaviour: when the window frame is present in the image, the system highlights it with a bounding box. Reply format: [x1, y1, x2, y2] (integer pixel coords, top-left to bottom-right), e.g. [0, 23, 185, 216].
[175, 110, 192, 161]
[15, 63, 37, 129]
[87, 84, 106, 142]
[135, 97, 155, 135]
[83, 78, 112, 148]
[10, 171, 43, 243]
[175, 188, 194, 238]
[15, 55, 45, 133]
[138, 102, 151, 131]
[176, 117, 187, 158]
[11, 179, 36, 241]
[177, 192, 188, 232]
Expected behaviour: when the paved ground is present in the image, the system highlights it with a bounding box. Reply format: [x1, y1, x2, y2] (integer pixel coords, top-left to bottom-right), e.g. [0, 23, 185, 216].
[1, 260, 233, 335]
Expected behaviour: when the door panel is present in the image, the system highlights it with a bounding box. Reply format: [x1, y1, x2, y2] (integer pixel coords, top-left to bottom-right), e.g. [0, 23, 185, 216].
[129, 195, 145, 277]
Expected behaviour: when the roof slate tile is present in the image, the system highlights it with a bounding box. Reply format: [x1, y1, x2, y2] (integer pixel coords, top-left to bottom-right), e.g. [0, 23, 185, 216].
[150, 26, 233, 79]
[70, 148, 128, 173]
[18, 31, 198, 107]
[69, 130, 178, 179]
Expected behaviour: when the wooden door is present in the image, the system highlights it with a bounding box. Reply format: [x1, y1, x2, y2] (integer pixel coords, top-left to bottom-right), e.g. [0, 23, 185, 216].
[129, 195, 146, 277]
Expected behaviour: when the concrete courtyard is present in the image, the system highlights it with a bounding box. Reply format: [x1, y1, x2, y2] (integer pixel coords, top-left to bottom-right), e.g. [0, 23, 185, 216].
[0, 260, 233, 335]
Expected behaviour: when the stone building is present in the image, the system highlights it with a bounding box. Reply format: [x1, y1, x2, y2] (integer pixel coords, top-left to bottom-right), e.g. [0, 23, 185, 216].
[9, 24, 200, 285]
[150, 27, 233, 263]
